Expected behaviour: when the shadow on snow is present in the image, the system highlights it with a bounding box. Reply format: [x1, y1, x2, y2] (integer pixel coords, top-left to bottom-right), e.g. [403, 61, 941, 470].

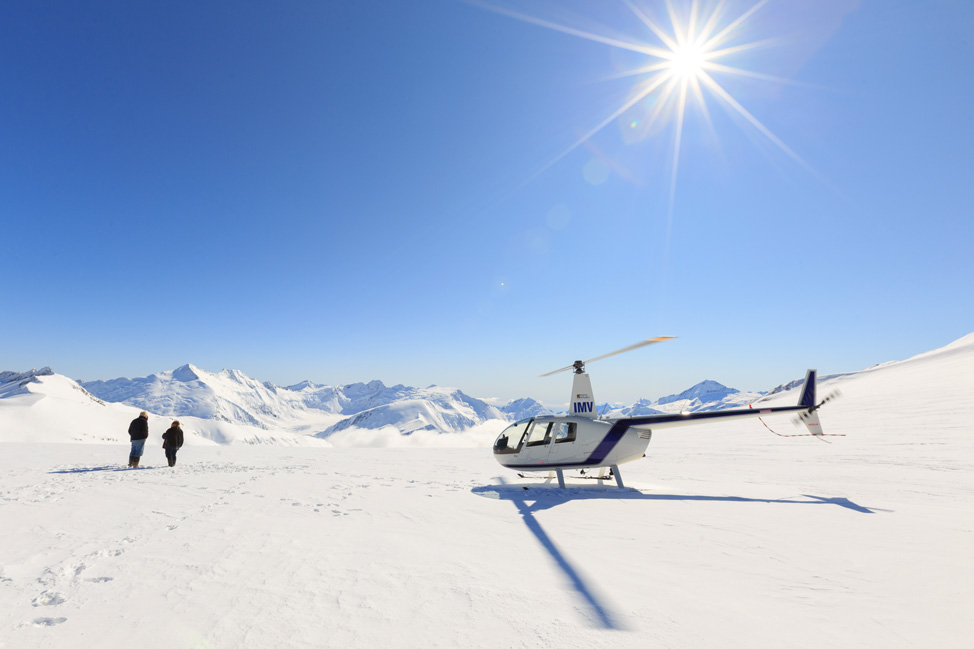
[474, 478, 629, 631]
[471, 479, 876, 631]
[474, 480, 876, 514]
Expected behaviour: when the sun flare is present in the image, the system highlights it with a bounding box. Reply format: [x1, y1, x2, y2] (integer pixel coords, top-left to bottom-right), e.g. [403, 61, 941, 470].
[472, 0, 809, 193]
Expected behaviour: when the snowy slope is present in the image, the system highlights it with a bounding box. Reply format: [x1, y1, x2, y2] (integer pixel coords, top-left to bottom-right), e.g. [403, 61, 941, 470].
[1, 334, 972, 648]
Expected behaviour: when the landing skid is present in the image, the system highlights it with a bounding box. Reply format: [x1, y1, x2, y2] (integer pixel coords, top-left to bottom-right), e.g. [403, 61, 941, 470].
[516, 465, 625, 489]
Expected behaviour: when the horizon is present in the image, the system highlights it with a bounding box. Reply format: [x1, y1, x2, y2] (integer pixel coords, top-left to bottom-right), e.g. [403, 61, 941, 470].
[13, 328, 970, 411]
[3, 1, 972, 404]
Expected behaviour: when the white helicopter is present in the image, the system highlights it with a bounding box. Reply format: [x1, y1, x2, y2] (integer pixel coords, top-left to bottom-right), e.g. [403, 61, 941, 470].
[492, 337, 837, 488]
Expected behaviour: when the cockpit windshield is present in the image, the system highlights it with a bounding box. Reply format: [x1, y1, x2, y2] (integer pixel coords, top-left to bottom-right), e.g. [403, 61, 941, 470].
[493, 418, 531, 454]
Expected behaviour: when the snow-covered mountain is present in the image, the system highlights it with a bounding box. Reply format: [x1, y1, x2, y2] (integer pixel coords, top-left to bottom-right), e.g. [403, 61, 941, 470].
[82, 364, 307, 430]
[498, 397, 552, 420]
[0, 367, 327, 446]
[81, 365, 504, 438]
[320, 386, 503, 436]
[604, 379, 763, 418]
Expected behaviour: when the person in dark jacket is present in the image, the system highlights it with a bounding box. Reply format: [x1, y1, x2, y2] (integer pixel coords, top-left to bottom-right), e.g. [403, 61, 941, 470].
[127, 411, 149, 468]
[162, 420, 184, 467]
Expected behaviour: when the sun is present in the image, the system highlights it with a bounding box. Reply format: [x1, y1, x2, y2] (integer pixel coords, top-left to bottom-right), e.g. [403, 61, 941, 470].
[667, 41, 708, 80]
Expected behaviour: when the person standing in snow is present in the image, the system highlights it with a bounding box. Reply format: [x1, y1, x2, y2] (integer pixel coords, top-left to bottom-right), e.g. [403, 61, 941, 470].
[127, 411, 149, 467]
[162, 420, 184, 467]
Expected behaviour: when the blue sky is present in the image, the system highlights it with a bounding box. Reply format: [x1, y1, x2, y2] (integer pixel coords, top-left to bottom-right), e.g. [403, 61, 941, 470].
[2, 0, 972, 404]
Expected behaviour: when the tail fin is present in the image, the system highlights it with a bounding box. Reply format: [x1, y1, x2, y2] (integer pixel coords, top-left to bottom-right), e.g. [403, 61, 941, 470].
[797, 370, 823, 436]
[798, 369, 816, 409]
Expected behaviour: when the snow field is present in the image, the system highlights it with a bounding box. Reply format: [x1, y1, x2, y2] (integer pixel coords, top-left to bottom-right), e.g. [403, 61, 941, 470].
[1, 333, 972, 647]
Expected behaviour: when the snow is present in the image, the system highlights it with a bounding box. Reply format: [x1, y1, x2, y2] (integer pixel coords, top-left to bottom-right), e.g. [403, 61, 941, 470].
[1, 334, 973, 647]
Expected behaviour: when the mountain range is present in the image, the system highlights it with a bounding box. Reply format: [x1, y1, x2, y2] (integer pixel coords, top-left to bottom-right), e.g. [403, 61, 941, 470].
[4, 332, 971, 445]
[77, 364, 763, 437]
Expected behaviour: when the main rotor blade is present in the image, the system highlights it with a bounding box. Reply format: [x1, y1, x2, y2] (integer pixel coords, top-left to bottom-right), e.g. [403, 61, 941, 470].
[539, 336, 675, 377]
[582, 336, 675, 365]
[539, 363, 578, 378]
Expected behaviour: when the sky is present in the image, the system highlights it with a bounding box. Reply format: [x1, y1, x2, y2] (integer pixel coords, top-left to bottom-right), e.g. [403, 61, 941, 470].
[2, 0, 972, 405]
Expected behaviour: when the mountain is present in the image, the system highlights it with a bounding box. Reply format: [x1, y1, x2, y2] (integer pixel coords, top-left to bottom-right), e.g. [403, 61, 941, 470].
[0, 366, 328, 446]
[657, 379, 741, 406]
[604, 379, 762, 417]
[320, 386, 504, 437]
[614, 398, 664, 416]
[82, 364, 309, 430]
[81, 365, 504, 438]
[499, 397, 552, 420]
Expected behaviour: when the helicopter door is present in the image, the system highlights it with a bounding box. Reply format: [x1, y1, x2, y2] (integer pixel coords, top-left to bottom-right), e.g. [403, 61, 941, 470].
[544, 422, 578, 465]
[518, 420, 554, 465]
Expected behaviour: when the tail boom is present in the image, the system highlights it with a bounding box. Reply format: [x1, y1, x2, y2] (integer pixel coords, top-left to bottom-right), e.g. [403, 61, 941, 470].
[613, 369, 821, 433]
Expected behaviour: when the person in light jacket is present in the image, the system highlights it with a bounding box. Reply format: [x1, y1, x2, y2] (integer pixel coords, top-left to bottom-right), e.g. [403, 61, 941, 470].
[127, 411, 149, 468]
[162, 420, 184, 468]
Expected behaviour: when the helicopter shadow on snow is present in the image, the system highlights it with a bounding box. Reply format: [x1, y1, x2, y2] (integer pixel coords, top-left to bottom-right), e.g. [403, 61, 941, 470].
[472, 478, 631, 631]
[471, 479, 876, 631]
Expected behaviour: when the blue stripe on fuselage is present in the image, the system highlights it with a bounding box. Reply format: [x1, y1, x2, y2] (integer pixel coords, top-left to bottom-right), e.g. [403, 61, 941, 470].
[585, 421, 630, 465]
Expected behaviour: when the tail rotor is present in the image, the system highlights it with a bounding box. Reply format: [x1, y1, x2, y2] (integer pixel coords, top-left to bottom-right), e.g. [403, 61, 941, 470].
[794, 389, 843, 442]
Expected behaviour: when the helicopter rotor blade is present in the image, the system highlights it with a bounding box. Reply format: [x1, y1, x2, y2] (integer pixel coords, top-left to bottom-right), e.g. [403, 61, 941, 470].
[539, 363, 579, 378]
[539, 336, 675, 377]
[580, 336, 675, 366]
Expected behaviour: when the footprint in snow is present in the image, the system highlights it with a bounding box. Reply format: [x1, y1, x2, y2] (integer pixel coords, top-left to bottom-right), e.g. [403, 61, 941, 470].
[32, 617, 67, 627]
[32, 591, 65, 607]
[85, 577, 113, 583]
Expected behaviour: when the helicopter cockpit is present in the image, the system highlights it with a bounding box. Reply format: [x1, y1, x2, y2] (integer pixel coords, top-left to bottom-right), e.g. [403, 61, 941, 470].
[493, 417, 577, 455]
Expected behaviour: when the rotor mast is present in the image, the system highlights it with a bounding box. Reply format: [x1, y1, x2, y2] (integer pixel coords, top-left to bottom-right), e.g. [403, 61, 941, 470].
[539, 337, 675, 419]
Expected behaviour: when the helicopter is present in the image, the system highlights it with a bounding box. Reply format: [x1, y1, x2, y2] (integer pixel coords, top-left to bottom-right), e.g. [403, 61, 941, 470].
[492, 337, 838, 488]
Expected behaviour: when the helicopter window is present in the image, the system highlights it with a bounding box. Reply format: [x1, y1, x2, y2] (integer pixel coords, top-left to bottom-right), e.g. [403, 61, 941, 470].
[493, 419, 530, 454]
[553, 422, 576, 443]
[524, 421, 552, 447]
